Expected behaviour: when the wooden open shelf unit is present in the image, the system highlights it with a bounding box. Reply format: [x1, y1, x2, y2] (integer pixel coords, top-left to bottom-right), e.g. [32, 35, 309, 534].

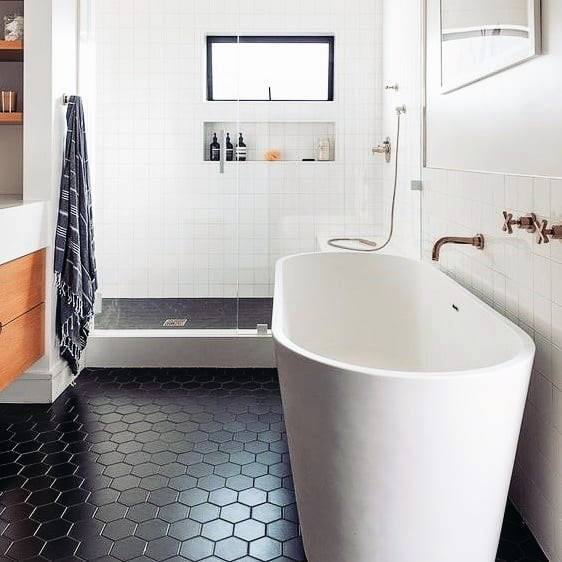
[0, 40, 23, 62]
[0, 1, 24, 122]
[0, 112, 23, 125]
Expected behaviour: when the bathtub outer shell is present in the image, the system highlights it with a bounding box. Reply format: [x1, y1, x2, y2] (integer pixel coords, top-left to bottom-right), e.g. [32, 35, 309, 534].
[272, 253, 535, 562]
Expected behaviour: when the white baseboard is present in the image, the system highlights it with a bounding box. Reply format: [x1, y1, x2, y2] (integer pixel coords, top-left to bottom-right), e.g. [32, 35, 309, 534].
[1, 333, 275, 403]
[52, 363, 76, 402]
[86, 330, 276, 368]
[0, 376, 54, 404]
[0, 360, 74, 404]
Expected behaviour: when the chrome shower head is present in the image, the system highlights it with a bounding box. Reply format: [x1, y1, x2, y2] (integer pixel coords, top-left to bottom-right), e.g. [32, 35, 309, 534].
[396, 105, 407, 115]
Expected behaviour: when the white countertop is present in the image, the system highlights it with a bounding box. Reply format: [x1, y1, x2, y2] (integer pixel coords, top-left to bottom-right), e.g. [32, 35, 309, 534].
[0, 196, 49, 265]
[0, 195, 47, 211]
[0, 195, 26, 210]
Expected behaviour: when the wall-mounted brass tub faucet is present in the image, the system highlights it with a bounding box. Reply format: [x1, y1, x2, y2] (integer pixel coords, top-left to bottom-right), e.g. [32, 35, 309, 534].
[432, 234, 485, 262]
[502, 210, 562, 244]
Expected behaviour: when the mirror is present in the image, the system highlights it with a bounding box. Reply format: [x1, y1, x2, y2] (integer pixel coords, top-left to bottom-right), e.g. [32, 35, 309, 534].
[440, 0, 541, 93]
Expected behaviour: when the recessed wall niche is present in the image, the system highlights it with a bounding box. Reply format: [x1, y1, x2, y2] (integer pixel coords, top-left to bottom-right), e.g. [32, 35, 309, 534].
[203, 122, 336, 162]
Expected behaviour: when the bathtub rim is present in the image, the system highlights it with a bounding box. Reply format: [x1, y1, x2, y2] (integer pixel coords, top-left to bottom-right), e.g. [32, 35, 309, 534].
[272, 252, 535, 380]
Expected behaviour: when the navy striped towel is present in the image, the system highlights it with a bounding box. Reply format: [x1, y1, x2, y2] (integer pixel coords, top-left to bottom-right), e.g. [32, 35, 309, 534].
[54, 96, 98, 374]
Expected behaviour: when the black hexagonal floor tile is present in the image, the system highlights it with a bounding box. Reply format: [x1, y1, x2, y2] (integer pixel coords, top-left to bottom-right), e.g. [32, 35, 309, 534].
[180, 535, 214, 560]
[0, 368, 547, 562]
[135, 518, 169, 541]
[159, 502, 189, 523]
[169, 518, 201, 541]
[202, 519, 234, 541]
[36, 519, 72, 541]
[215, 536, 248, 561]
[221, 502, 252, 524]
[235, 519, 266, 542]
[250, 536, 283, 561]
[190, 502, 221, 524]
[103, 518, 137, 541]
[40, 536, 80, 560]
[111, 536, 147, 560]
[145, 535, 180, 559]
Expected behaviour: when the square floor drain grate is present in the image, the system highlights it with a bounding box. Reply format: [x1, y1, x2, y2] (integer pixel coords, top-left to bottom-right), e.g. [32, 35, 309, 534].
[163, 318, 188, 327]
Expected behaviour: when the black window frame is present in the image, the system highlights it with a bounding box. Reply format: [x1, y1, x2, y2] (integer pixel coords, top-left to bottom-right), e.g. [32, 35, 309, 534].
[206, 35, 335, 102]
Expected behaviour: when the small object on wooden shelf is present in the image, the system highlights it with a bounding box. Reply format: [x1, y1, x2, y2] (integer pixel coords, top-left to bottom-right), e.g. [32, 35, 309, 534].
[0, 112, 22, 125]
[0, 90, 17, 113]
[0, 39, 23, 62]
[4, 14, 24, 42]
[265, 149, 281, 161]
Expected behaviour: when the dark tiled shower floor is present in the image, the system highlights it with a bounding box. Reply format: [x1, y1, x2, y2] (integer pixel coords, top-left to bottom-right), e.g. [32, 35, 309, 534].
[0, 369, 547, 562]
[94, 299, 274, 331]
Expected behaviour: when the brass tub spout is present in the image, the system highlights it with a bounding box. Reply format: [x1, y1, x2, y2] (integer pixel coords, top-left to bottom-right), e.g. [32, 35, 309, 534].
[432, 234, 485, 262]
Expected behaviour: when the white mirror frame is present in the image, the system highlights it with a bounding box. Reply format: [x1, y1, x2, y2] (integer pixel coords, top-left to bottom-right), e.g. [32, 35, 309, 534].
[440, 0, 542, 94]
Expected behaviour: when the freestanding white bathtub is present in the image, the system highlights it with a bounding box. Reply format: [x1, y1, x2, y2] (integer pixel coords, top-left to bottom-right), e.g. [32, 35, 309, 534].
[272, 252, 535, 562]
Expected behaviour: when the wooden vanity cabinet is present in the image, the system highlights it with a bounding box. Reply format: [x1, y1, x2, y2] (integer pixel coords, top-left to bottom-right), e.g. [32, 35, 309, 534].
[0, 249, 46, 391]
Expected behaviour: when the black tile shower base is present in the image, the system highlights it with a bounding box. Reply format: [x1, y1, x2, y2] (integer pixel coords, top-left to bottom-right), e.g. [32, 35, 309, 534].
[0, 369, 547, 562]
[94, 299, 274, 331]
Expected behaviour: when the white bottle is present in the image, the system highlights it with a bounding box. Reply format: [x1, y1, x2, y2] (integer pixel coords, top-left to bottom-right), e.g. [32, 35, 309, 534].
[317, 138, 331, 161]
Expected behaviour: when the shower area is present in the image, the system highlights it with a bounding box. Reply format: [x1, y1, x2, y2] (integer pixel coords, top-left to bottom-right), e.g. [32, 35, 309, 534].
[85, 0, 420, 361]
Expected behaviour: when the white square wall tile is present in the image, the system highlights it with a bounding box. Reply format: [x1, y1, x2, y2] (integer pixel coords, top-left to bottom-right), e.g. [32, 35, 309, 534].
[552, 261, 562, 306]
[94, 0, 385, 298]
[506, 175, 534, 211]
[533, 255, 552, 300]
[533, 178, 551, 218]
[534, 293, 552, 341]
[551, 179, 562, 221]
[552, 303, 562, 349]
[551, 346, 562, 390]
[554, 386, 562, 433]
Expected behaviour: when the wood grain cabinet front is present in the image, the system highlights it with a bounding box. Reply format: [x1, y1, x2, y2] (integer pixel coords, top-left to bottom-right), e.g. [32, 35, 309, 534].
[0, 304, 45, 391]
[0, 250, 46, 391]
[0, 249, 46, 327]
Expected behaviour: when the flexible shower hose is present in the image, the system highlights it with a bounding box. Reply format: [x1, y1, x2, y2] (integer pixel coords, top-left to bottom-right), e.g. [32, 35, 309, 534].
[328, 110, 402, 252]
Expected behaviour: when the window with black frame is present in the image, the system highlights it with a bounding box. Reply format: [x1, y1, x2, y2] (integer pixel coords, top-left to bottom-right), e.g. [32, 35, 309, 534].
[207, 36, 335, 102]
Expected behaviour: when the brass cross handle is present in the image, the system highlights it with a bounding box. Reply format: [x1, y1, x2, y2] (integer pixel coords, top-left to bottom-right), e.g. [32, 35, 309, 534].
[502, 211, 515, 234]
[534, 217, 550, 244]
[531, 216, 562, 244]
[502, 211, 536, 234]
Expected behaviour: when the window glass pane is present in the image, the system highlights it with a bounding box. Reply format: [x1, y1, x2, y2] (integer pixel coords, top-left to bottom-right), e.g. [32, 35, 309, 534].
[209, 38, 333, 101]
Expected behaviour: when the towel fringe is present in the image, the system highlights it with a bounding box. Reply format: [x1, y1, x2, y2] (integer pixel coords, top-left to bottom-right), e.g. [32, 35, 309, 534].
[55, 272, 85, 316]
[59, 334, 83, 362]
[59, 310, 94, 363]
